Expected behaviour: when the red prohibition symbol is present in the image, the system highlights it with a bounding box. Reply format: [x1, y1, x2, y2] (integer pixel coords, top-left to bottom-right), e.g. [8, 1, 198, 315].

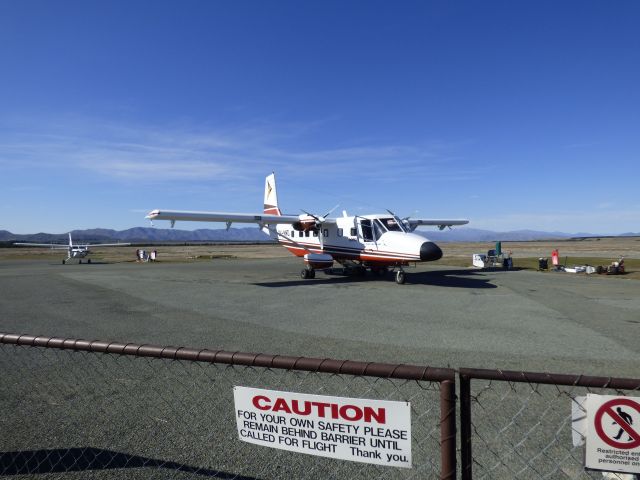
[594, 398, 640, 449]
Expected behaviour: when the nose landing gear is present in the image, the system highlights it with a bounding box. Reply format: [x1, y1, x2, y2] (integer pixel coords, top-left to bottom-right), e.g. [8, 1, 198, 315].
[395, 269, 405, 284]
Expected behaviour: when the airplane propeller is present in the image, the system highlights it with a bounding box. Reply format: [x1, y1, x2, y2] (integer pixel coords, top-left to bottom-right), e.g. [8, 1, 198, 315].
[300, 205, 338, 249]
[301, 204, 339, 226]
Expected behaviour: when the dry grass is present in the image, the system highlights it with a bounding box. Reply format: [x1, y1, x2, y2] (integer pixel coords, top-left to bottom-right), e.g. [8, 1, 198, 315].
[437, 238, 640, 280]
[0, 243, 290, 263]
[2, 237, 638, 279]
[438, 237, 640, 260]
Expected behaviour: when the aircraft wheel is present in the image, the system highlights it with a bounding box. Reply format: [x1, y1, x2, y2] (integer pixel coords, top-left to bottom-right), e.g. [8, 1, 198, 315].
[62, 259, 66, 265]
[309, 269, 316, 279]
[87, 258, 91, 264]
[395, 271, 405, 285]
[301, 269, 310, 279]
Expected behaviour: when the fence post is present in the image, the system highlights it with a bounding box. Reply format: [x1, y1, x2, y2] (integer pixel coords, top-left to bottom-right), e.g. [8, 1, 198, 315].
[440, 379, 456, 480]
[460, 372, 472, 480]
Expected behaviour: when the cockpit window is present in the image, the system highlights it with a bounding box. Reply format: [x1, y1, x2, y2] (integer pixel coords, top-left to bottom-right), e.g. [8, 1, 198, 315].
[373, 220, 385, 239]
[380, 217, 403, 232]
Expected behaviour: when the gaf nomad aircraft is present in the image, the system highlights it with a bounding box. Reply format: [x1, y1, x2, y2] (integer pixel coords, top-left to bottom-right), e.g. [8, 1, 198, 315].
[14, 233, 130, 264]
[147, 174, 468, 284]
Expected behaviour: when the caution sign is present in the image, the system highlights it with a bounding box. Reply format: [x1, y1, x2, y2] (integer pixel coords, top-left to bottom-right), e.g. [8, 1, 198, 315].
[585, 394, 640, 474]
[233, 386, 412, 468]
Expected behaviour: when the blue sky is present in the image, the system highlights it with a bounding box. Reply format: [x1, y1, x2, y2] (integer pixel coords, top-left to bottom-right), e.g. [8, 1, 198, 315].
[1, 1, 639, 234]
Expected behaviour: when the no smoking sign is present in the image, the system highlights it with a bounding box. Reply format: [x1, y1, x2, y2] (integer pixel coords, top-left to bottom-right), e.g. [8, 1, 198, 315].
[585, 394, 640, 474]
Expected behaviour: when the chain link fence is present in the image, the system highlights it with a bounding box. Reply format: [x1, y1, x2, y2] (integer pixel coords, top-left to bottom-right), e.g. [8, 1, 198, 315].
[0, 334, 455, 479]
[460, 369, 640, 480]
[4, 333, 640, 479]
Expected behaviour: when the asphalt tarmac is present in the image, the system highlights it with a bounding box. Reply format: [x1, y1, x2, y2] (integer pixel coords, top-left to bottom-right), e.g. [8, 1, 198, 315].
[2, 257, 639, 479]
[1, 257, 638, 378]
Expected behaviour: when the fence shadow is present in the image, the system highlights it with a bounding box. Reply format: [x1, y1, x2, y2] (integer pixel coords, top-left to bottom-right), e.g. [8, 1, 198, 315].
[0, 448, 260, 479]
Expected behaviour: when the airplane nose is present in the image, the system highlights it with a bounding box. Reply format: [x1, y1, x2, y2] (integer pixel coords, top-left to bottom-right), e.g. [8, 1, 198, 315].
[420, 241, 443, 261]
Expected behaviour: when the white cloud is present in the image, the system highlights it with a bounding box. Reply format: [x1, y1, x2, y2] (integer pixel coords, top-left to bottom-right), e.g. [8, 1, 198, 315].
[0, 115, 476, 184]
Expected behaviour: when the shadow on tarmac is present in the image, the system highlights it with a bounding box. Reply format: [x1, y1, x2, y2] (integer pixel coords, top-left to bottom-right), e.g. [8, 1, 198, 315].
[0, 448, 259, 478]
[47, 261, 110, 266]
[407, 269, 498, 288]
[254, 268, 498, 289]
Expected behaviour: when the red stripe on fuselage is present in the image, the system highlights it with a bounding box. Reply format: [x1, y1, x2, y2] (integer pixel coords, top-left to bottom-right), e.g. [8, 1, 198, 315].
[280, 241, 419, 263]
[279, 239, 419, 259]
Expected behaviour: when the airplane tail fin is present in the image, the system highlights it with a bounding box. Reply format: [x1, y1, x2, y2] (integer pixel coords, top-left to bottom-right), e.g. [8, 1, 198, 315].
[263, 173, 282, 216]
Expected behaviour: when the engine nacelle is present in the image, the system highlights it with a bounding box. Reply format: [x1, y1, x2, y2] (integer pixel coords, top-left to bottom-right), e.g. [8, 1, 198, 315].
[292, 216, 319, 232]
[304, 253, 334, 269]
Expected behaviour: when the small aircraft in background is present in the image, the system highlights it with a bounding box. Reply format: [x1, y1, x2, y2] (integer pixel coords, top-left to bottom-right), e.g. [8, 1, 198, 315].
[147, 173, 468, 284]
[14, 233, 130, 264]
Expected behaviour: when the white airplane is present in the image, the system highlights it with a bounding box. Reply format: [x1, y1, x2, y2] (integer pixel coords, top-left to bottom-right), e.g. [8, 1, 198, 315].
[147, 173, 468, 284]
[14, 233, 130, 264]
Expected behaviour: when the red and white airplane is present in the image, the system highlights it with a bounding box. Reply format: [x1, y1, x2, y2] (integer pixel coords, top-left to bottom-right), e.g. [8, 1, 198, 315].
[147, 173, 468, 284]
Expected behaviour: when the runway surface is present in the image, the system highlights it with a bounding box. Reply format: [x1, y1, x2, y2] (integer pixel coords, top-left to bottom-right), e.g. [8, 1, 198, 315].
[1, 257, 638, 377]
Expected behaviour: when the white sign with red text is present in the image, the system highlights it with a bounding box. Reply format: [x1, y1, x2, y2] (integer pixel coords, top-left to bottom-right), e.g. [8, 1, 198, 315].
[585, 394, 640, 474]
[233, 386, 412, 468]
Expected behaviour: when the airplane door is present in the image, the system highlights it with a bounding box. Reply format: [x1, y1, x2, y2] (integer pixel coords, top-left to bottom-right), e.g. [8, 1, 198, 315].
[358, 219, 378, 250]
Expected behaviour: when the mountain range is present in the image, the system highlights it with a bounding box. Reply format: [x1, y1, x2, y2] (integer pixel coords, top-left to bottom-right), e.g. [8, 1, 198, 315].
[1, 227, 638, 244]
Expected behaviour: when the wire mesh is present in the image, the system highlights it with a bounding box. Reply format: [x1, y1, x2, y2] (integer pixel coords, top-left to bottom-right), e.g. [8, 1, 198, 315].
[0, 343, 444, 479]
[466, 378, 640, 480]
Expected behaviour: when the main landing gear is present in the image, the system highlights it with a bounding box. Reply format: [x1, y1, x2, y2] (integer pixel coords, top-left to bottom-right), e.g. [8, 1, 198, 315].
[371, 266, 389, 277]
[301, 268, 316, 279]
[299, 264, 407, 284]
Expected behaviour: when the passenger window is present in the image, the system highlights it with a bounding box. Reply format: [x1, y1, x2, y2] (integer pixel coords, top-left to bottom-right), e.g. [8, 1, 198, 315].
[350, 227, 357, 237]
[312, 230, 317, 237]
[305, 231, 310, 237]
[323, 229, 328, 237]
[337, 228, 343, 237]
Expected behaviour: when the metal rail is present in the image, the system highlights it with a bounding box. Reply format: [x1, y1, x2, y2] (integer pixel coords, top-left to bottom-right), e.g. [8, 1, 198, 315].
[0, 333, 454, 382]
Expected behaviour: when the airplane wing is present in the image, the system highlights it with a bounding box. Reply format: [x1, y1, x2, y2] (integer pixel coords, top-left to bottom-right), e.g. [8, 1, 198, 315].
[14, 241, 130, 248]
[406, 219, 469, 231]
[13, 242, 69, 249]
[84, 242, 131, 247]
[146, 209, 336, 225]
